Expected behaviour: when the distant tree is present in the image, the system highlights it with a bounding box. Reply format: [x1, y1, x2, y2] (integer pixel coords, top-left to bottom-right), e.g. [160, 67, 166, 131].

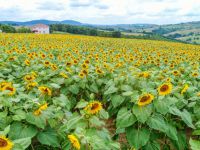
[0, 24, 16, 33]
[17, 27, 31, 33]
[112, 31, 121, 38]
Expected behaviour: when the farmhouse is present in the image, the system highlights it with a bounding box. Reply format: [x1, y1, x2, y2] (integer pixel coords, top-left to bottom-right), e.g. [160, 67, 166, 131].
[0, 29, 2, 33]
[30, 24, 49, 34]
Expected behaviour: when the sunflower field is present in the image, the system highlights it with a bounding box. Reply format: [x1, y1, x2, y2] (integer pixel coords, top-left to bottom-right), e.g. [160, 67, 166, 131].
[0, 33, 200, 150]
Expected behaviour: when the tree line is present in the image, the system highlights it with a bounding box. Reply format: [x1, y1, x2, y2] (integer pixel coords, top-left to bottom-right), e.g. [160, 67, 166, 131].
[50, 24, 122, 38]
[0, 24, 31, 33]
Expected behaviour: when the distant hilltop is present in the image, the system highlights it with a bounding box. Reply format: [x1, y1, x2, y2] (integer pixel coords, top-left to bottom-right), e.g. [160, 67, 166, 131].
[0, 19, 83, 26]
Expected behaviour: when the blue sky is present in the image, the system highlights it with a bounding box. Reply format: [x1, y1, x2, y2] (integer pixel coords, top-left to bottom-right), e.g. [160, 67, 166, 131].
[0, 0, 200, 25]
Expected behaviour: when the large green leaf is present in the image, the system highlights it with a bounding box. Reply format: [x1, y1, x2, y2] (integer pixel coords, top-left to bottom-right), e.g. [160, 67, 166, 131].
[132, 105, 152, 123]
[147, 114, 178, 141]
[169, 107, 195, 129]
[116, 107, 136, 129]
[9, 122, 37, 140]
[126, 127, 150, 149]
[111, 95, 125, 108]
[104, 86, 118, 95]
[13, 137, 31, 150]
[26, 113, 46, 129]
[37, 128, 60, 147]
[69, 84, 79, 94]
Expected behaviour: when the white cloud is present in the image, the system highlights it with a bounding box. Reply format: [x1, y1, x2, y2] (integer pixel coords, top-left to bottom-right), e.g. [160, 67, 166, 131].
[0, 0, 199, 24]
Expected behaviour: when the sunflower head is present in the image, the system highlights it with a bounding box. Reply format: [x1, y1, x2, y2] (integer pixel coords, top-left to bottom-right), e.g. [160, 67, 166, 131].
[0, 135, 13, 150]
[138, 93, 154, 106]
[84, 101, 102, 115]
[192, 72, 199, 77]
[158, 83, 173, 96]
[38, 86, 52, 96]
[68, 134, 80, 150]
[24, 74, 35, 82]
[181, 84, 189, 95]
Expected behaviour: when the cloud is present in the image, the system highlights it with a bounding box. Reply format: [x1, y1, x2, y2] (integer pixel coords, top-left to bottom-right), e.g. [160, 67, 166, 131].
[0, 0, 199, 24]
[38, 1, 65, 10]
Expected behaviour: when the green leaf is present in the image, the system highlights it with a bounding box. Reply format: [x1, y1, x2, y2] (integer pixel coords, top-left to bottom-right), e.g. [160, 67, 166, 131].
[37, 128, 60, 147]
[169, 107, 195, 129]
[111, 95, 125, 108]
[53, 94, 71, 110]
[75, 100, 88, 109]
[69, 84, 79, 94]
[9, 122, 38, 140]
[26, 113, 46, 129]
[122, 91, 133, 96]
[126, 127, 150, 149]
[190, 139, 200, 150]
[99, 109, 109, 119]
[147, 114, 178, 141]
[144, 141, 160, 150]
[116, 107, 136, 129]
[132, 105, 152, 123]
[0, 125, 10, 136]
[104, 86, 118, 95]
[13, 137, 31, 150]
[50, 83, 61, 89]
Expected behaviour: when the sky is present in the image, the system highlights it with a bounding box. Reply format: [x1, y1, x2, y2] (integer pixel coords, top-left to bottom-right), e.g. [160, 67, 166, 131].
[0, 0, 200, 25]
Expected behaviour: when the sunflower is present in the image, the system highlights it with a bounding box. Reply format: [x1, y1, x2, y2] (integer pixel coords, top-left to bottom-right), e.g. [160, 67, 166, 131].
[84, 101, 102, 115]
[39, 103, 48, 111]
[33, 109, 41, 116]
[0, 135, 13, 150]
[26, 82, 38, 90]
[2, 84, 16, 96]
[68, 134, 80, 150]
[158, 83, 173, 96]
[60, 72, 68, 78]
[181, 84, 189, 95]
[192, 72, 199, 78]
[38, 86, 52, 96]
[24, 59, 30, 66]
[0, 82, 11, 91]
[138, 93, 154, 106]
[33, 103, 48, 116]
[96, 69, 103, 75]
[78, 72, 85, 78]
[172, 70, 180, 76]
[197, 92, 200, 97]
[24, 74, 35, 82]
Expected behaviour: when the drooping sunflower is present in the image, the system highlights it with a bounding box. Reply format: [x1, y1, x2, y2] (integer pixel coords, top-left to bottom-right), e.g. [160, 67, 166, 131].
[68, 134, 80, 150]
[60, 72, 68, 78]
[138, 93, 154, 106]
[158, 83, 173, 96]
[84, 101, 102, 115]
[33, 103, 48, 116]
[38, 86, 52, 96]
[0, 135, 13, 150]
[181, 84, 189, 95]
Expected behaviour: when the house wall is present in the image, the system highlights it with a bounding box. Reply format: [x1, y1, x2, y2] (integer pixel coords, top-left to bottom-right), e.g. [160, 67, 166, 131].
[32, 27, 49, 34]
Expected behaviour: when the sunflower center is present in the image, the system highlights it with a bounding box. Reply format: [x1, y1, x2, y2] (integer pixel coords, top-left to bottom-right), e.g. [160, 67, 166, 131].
[0, 138, 8, 147]
[5, 86, 13, 91]
[140, 95, 150, 102]
[160, 85, 169, 92]
[91, 103, 99, 110]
